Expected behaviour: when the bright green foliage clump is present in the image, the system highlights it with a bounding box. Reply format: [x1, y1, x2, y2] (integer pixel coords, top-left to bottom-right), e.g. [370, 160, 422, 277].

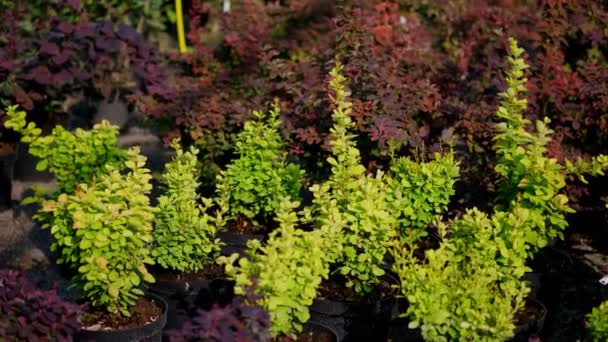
[219, 198, 344, 337]
[317, 63, 395, 295]
[4, 105, 127, 196]
[40, 148, 157, 316]
[219, 101, 304, 225]
[387, 151, 459, 238]
[587, 301, 608, 341]
[392, 208, 531, 341]
[152, 139, 227, 273]
[493, 38, 575, 251]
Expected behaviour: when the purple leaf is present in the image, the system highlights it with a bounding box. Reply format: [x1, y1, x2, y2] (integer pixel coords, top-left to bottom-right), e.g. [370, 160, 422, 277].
[28, 66, 52, 85]
[66, 0, 80, 10]
[39, 42, 60, 56]
[51, 51, 70, 65]
[56, 21, 73, 34]
[74, 23, 95, 39]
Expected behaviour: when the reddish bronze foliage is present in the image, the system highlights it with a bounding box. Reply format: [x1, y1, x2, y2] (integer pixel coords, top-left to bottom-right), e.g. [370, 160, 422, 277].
[135, 0, 608, 198]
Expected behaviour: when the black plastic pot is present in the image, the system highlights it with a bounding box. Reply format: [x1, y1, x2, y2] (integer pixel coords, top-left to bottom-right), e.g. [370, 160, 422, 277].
[147, 277, 210, 331]
[13, 142, 53, 182]
[217, 231, 264, 257]
[522, 272, 542, 299]
[0, 148, 17, 208]
[386, 298, 424, 342]
[310, 274, 399, 342]
[297, 321, 339, 342]
[148, 276, 235, 331]
[512, 298, 547, 341]
[77, 293, 167, 342]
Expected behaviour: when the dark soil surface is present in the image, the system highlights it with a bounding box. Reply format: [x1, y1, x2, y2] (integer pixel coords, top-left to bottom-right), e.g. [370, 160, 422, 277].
[226, 215, 269, 235]
[317, 274, 396, 303]
[152, 262, 225, 282]
[295, 324, 336, 342]
[514, 299, 545, 325]
[81, 296, 162, 331]
[412, 234, 441, 262]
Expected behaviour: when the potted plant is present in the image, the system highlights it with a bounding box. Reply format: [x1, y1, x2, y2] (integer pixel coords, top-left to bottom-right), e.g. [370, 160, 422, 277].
[290, 63, 398, 341]
[218, 196, 344, 339]
[165, 288, 272, 342]
[168, 287, 339, 342]
[390, 37, 608, 341]
[149, 138, 230, 330]
[586, 300, 608, 341]
[391, 207, 532, 341]
[215, 100, 305, 255]
[386, 150, 460, 241]
[40, 147, 167, 340]
[0, 268, 82, 341]
[3, 105, 127, 200]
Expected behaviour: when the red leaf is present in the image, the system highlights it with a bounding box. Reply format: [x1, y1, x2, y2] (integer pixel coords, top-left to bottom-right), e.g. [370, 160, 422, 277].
[371, 25, 393, 46]
[56, 21, 74, 34]
[12, 87, 34, 110]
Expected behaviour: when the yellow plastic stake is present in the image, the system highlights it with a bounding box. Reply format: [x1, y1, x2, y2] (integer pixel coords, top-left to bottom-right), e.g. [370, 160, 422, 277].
[175, 0, 187, 53]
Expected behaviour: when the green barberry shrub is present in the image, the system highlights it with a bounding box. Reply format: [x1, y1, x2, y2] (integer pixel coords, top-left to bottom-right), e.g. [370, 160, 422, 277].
[41, 147, 157, 316]
[152, 139, 227, 273]
[311, 63, 395, 295]
[4, 105, 127, 196]
[219, 197, 345, 337]
[493, 38, 576, 251]
[587, 301, 608, 341]
[218, 101, 304, 225]
[392, 207, 530, 341]
[387, 151, 460, 239]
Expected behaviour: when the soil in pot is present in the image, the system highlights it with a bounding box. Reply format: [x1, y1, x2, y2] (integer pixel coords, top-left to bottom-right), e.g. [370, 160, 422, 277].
[218, 215, 274, 256]
[152, 262, 225, 284]
[316, 275, 394, 303]
[149, 263, 231, 331]
[311, 273, 398, 342]
[512, 298, 546, 341]
[295, 323, 337, 342]
[81, 297, 161, 330]
[274, 322, 338, 342]
[79, 294, 167, 342]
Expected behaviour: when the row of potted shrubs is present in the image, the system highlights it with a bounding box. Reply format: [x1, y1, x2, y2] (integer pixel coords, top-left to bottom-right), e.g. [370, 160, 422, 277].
[3, 38, 608, 341]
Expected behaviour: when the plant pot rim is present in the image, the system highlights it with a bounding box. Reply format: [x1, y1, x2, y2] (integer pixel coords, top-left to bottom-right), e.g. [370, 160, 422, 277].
[79, 292, 168, 335]
[303, 320, 339, 341]
[148, 276, 228, 295]
[217, 230, 265, 239]
[314, 272, 399, 306]
[514, 297, 547, 334]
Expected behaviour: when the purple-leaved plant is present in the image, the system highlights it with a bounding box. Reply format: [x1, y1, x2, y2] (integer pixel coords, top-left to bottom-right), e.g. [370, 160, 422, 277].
[167, 287, 271, 342]
[0, 269, 82, 342]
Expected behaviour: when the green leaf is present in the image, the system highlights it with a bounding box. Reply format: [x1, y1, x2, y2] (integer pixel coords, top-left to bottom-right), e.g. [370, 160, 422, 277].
[35, 159, 48, 171]
[108, 286, 119, 298]
[130, 273, 140, 286]
[79, 239, 91, 249]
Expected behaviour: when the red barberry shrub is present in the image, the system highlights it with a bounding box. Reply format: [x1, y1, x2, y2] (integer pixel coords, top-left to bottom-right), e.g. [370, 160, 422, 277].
[137, 0, 608, 204]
